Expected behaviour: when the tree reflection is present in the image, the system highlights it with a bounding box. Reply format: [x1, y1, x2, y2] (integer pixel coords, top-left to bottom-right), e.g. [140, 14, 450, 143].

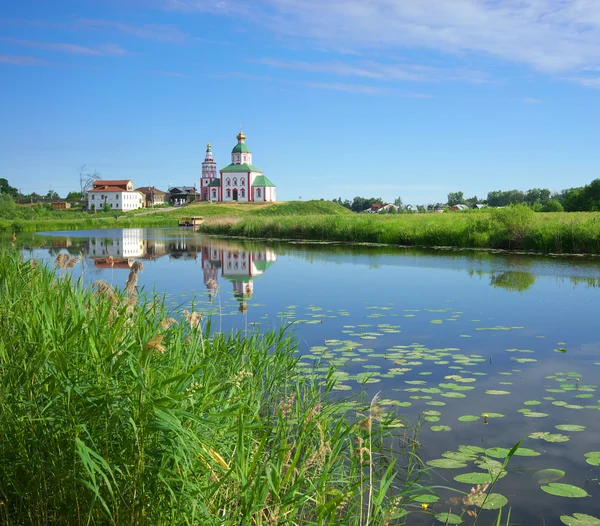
[490, 271, 536, 292]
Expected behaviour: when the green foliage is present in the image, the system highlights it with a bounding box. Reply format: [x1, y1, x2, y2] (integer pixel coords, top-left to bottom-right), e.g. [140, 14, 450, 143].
[543, 199, 564, 212]
[252, 200, 353, 216]
[0, 252, 425, 524]
[447, 191, 465, 206]
[0, 178, 19, 198]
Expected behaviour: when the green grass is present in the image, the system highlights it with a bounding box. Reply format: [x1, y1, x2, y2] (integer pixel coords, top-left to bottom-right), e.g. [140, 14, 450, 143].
[199, 206, 600, 254]
[0, 251, 431, 525]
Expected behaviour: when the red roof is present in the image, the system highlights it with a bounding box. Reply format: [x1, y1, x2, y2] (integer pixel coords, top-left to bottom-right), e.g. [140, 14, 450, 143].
[88, 186, 132, 193]
[93, 179, 132, 187]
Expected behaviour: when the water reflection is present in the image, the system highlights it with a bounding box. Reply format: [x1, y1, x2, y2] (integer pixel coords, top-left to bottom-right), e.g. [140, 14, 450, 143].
[490, 271, 537, 292]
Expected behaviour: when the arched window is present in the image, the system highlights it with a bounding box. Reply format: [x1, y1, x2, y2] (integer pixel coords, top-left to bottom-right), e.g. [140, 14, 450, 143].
[256, 188, 262, 197]
[226, 178, 231, 186]
[227, 189, 231, 198]
[240, 189, 245, 198]
[233, 178, 237, 186]
[212, 190, 216, 198]
[240, 178, 245, 186]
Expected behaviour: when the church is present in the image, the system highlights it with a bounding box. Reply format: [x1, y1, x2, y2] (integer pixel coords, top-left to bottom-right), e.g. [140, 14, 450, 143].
[199, 130, 276, 202]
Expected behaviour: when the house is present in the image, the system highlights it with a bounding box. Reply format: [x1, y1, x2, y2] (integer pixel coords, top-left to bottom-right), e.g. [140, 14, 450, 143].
[199, 130, 277, 202]
[369, 203, 385, 213]
[136, 186, 168, 207]
[472, 204, 487, 209]
[87, 180, 143, 212]
[168, 186, 199, 206]
[404, 204, 419, 213]
[51, 200, 71, 210]
[377, 204, 400, 213]
[450, 204, 469, 212]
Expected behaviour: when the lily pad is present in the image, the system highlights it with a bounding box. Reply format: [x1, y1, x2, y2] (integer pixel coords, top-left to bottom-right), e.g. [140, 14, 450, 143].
[560, 514, 600, 526]
[540, 483, 589, 498]
[435, 512, 462, 524]
[584, 452, 600, 466]
[513, 447, 541, 457]
[471, 493, 508, 510]
[543, 433, 570, 443]
[533, 469, 566, 485]
[556, 425, 586, 432]
[485, 390, 510, 395]
[413, 494, 440, 504]
[485, 447, 510, 459]
[454, 472, 492, 484]
[431, 425, 452, 432]
[427, 458, 467, 469]
[458, 415, 480, 422]
[522, 412, 549, 418]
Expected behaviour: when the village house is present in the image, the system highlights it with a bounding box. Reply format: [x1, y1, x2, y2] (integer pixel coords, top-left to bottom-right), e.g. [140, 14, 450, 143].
[168, 186, 199, 206]
[87, 180, 143, 211]
[136, 186, 168, 207]
[450, 204, 469, 212]
[199, 130, 277, 202]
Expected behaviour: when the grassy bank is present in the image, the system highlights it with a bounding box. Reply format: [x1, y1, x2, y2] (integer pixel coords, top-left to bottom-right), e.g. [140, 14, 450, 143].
[199, 206, 600, 254]
[0, 251, 430, 525]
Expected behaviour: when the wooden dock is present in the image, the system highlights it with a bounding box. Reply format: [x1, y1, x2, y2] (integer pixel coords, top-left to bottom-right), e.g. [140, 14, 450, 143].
[178, 216, 204, 227]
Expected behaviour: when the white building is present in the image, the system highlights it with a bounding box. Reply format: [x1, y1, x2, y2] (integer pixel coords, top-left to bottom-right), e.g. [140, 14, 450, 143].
[201, 130, 276, 202]
[87, 180, 144, 212]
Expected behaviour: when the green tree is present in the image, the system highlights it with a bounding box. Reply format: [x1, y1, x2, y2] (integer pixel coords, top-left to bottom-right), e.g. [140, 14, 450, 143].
[66, 191, 83, 202]
[543, 199, 564, 212]
[0, 193, 17, 218]
[447, 191, 465, 206]
[393, 196, 403, 208]
[0, 178, 19, 198]
[46, 190, 59, 200]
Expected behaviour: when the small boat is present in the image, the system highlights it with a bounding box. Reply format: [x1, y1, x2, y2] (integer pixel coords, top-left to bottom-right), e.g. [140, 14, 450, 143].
[178, 216, 204, 227]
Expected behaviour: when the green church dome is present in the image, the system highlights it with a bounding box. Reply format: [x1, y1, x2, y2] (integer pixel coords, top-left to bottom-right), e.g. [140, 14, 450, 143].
[232, 143, 251, 154]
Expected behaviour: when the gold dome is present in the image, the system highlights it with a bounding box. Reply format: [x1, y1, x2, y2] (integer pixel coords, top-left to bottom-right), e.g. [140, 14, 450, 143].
[236, 129, 246, 142]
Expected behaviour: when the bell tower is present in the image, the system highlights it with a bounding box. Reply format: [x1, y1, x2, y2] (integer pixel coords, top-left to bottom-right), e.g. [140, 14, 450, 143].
[200, 143, 217, 200]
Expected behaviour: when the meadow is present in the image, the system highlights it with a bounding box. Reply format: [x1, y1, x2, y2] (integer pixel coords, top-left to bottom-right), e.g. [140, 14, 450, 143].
[2, 200, 600, 254]
[199, 204, 600, 255]
[0, 250, 433, 525]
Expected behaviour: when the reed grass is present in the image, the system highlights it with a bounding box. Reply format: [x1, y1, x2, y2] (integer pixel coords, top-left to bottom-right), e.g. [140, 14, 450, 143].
[0, 250, 432, 525]
[199, 206, 600, 254]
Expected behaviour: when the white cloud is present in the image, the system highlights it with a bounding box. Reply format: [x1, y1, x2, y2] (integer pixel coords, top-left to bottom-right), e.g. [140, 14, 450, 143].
[0, 37, 129, 56]
[565, 76, 600, 88]
[160, 0, 600, 76]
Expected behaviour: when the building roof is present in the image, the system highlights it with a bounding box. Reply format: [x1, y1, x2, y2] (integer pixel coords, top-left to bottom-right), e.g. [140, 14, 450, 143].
[220, 163, 263, 173]
[452, 204, 469, 210]
[207, 179, 221, 187]
[92, 179, 132, 187]
[169, 186, 197, 193]
[232, 143, 252, 154]
[88, 186, 134, 193]
[136, 186, 167, 195]
[252, 175, 276, 187]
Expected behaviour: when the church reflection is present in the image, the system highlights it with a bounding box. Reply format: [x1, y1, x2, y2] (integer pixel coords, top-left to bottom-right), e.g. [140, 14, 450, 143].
[50, 229, 277, 312]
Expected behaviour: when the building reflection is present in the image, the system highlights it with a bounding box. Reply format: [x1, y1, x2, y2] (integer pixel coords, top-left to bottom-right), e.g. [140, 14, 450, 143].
[45, 229, 277, 312]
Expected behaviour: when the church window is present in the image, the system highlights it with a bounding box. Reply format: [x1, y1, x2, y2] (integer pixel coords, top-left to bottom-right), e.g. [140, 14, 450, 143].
[227, 189, 231, 198]
[256, 188, 261, 197]
[233, 178, 237, 185]
[226, 178, 231, 186]
[240, 178, 245, 186]
[212, 190, 216, 198]
[240, 189, 245, 198]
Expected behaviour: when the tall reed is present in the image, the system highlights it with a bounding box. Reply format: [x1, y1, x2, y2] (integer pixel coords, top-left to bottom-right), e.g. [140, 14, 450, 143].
[0, 251, 432, 524]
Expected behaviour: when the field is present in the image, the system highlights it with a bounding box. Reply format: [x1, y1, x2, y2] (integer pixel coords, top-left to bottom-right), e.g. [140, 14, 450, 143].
[198, 204, 600, 255]
[0, 250, 429, 525]
[2, 200, 600, 254]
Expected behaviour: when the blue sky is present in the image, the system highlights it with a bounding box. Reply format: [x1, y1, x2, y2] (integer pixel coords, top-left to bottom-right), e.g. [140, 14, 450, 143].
[1, 0, 599, 204]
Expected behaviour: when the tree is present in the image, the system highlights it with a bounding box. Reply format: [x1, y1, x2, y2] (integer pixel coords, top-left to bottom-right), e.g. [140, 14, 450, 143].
[78, 165, 100, 196]
[0, 178, 19, 198]
[447, 191, 465, 206]
[46, 190, 59, 200]
[394, 196, 403, 208]
[543, 199, 564, 212]
[66, 191, 83, 202]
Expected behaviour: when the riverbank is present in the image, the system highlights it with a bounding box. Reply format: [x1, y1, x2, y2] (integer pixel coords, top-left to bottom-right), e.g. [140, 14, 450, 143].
[198, 206, 600, 254]
[0, 250, 430, 525]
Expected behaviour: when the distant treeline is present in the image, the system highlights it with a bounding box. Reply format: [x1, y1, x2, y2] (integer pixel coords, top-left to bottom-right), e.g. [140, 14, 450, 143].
[332, 178, 600, 213]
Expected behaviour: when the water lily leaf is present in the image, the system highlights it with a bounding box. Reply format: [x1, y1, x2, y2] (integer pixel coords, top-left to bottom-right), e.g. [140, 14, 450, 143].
[513, 447, 541, 457]
[427, 458, 467, 469]
[458, 415, 480, 422]
[584, 452, 600, 466]
[431, 425, 452, 432]
[413, 494, 440, 504]
[459, 445, 485, 455]
[485, 447, 511, 459]
[524, 400, 542, 405]
[435, 512, 462, 524]
[533, 469, 566, 485]
[424, 416, 440, 422]
[540, 483, 589, 498]
[523, 412, 549, 418]
[471, 493, 508, 510]
[482, 412, 505, 418]
[543, 433, 570, 443]
[486, 390, 510, 395]
[443, 451, 476, 462]
[560, 514, 600, 525]
[454, 472, 493, 484]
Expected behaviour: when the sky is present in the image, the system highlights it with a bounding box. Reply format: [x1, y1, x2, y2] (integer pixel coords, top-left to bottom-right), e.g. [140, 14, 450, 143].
[1, 0, 599, 204]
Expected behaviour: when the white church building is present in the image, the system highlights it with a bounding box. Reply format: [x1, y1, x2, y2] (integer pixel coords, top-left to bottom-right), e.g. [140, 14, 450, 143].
[199, 130, 276, 202]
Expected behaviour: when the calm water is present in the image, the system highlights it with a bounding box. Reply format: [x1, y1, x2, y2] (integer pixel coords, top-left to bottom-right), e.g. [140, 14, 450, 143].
[9, 228, 600, 525]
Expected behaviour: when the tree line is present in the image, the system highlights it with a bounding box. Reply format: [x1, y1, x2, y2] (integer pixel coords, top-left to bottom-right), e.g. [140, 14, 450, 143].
[332, 178, 600, 213]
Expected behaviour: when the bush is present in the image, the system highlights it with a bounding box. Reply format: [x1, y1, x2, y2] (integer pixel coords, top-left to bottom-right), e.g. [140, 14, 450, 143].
[543, 199, 564, 213]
